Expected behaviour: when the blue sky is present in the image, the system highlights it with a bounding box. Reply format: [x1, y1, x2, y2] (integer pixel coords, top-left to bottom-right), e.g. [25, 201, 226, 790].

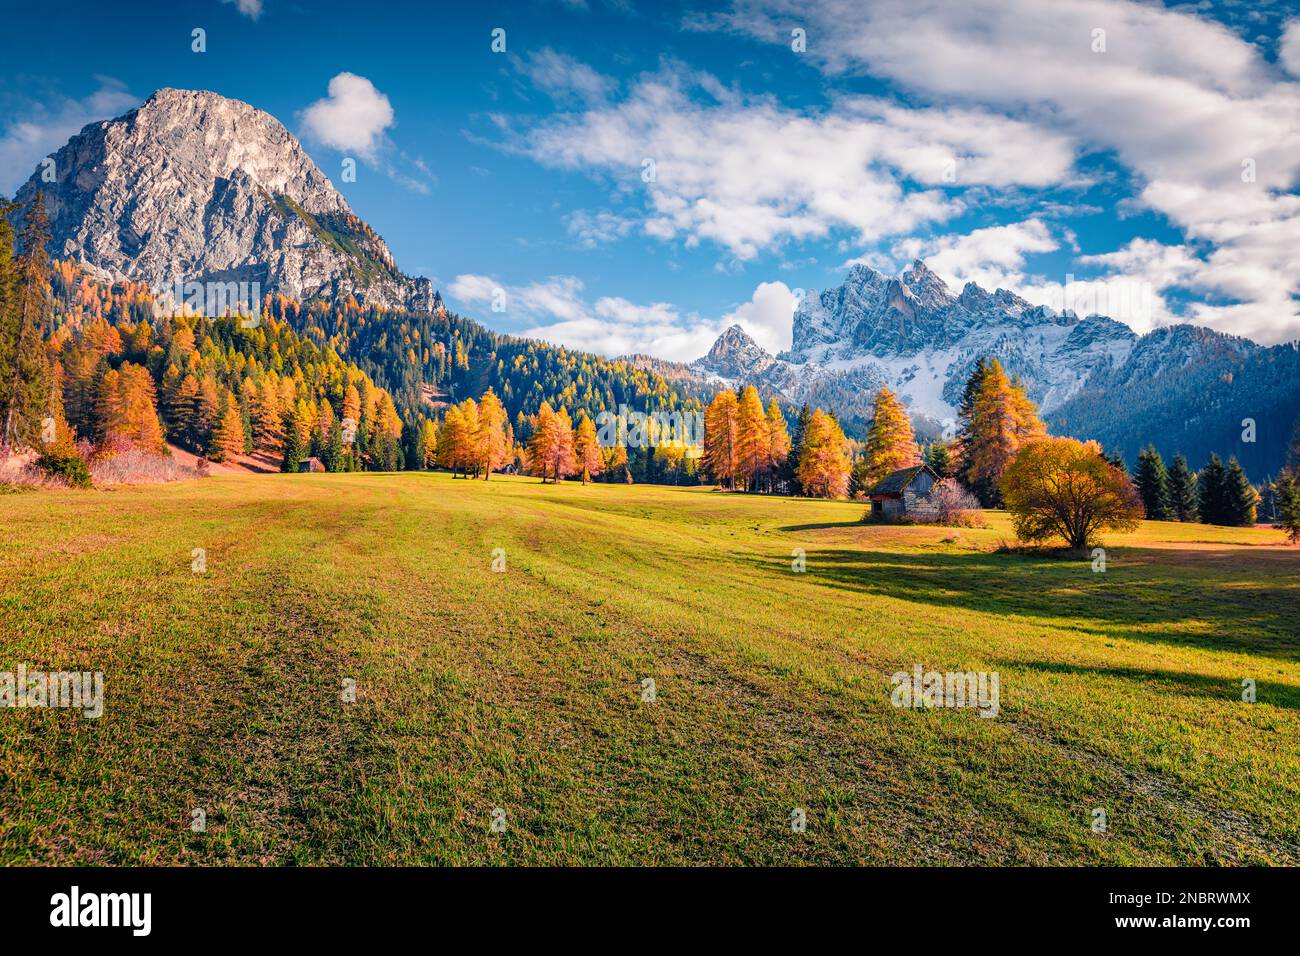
[3, 0, 1299, 358]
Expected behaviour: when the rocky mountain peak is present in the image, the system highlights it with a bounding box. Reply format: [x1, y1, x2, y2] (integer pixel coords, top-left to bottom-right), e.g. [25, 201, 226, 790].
[696, 258, 1256, 437]
[693, 323, 775, 381]
[12, 87, 436, 312]
[899, 258, 955, 308]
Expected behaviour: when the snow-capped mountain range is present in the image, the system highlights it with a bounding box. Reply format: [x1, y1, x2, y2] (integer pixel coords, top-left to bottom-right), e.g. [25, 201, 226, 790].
[691, 260, 1259, 436]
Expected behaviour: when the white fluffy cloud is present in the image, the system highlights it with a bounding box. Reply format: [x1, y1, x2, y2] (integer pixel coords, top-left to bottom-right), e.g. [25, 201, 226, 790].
[564, 209, 636, 247]
[0, 79, 138, 194]
[448, 273, 795, 361]
[880, 218, 1060, 292]
[509, 63, 1075, 261]
[696, 0, 1300, 342]
[517, 48, 616, 103]
[1280, 19, 1300, 78]
[221, 0, 263, 19]
[717, 281, 798, 353]
[300, 73, 394, 162]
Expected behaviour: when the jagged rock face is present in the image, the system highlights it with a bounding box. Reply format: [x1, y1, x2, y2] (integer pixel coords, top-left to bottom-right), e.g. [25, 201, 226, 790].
[695, 259, 1258, 436]
[13, 88, 435, 311]
[694, 324, 776, 380]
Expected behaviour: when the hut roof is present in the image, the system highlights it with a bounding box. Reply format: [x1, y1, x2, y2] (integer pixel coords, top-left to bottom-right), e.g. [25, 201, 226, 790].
[868, 464, 938, 496]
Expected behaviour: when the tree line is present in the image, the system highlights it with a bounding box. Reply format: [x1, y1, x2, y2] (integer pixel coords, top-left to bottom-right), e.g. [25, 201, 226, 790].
[693, 355, 1300, 544]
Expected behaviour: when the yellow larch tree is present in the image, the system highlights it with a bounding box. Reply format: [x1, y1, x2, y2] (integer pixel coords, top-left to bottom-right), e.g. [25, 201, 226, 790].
[735, 385, 771, 492]
[861, 386, 920, 489]
[796, 409, 851, 499]
[474, 388, 510, 479]
[573, 410, 604, 484]
[704, 389, 740, 490]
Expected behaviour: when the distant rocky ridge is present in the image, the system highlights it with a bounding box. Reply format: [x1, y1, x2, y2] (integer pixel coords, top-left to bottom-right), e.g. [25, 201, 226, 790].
[691, 261, 1300, 478]
[694, 261, 1242, 428]
[13, 88, 436, 312]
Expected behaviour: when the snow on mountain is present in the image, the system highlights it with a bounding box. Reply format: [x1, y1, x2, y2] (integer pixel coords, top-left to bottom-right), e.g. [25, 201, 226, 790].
[692, 259, 1258, 437]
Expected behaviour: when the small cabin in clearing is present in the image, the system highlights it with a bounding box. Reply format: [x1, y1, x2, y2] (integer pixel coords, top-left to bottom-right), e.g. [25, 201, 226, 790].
[867, 464, 939, 519]
[298, 457, 326, 473]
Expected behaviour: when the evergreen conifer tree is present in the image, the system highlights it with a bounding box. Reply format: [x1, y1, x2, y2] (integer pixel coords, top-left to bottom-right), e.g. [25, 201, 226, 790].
[1167, 453, 1198, 521]
[1134, 445, 1172, 519]
[1222, 457, 1258, 527]
[1198, 453, 1228, 525]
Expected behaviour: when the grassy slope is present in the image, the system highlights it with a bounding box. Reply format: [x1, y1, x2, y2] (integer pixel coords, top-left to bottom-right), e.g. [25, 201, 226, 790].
[0, 472, 1296, 865]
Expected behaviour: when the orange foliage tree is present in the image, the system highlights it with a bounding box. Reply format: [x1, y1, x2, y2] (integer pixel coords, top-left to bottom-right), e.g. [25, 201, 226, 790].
[526, 401, 576, 482]
[474, 389, 511, 479]
[208, 388, 246, 462]
[861, 386, 920, 490]
[796, 409, 851, 498]
[1001, 437, 1142, 549]
[93, 362, 166, 455]
[735, 385, 771, 492]
[704, 390, 740, 489]
[765, 399, 790, 491]
[960, 359, 1045, 506]
[439, 398, 479, 477]
[573, 411, 604, 484]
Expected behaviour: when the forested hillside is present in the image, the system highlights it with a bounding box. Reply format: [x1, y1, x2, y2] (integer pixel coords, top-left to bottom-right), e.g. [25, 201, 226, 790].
[1050, 334, 1300, 481]
[34, 254, 712, 476]
[47, 260, 407, 469]
[259, 288, 711, 430]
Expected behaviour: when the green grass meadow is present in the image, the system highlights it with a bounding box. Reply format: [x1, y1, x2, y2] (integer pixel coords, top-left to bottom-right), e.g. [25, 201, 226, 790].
[1, 472, 1297, 864]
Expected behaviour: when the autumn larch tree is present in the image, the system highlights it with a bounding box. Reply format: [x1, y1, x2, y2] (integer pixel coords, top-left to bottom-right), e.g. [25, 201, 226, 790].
[439, 398, 478, 477]
[208, 388, 246, 462]
[117, 362, 166, 453]
[342, 383, 362, 432]
[420, 419, 439, 470]
[1001, 437, 1142, 550]
[254, 379, 284, 453]
[765, 399, 791, 493]
[573, 411, 604, 484]
[704, 389, 740, 490]
[549, 406, 578, 481]
[861, 386, 921, 490]
[600, 442, 630, 484]
[93, 362, 167, 455]
[796, 409, 851, 499]
[527, 401, 575, 482]
[474, 388, 510, 479]
[960, 359, 1045, 506]
[526, 400, 558, 482]
[735, 385, 771, 492]
[93, 367, 125, 450]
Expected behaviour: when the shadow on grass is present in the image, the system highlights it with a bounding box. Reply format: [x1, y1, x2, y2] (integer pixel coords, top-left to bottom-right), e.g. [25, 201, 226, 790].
[998, 659, 1300, 711]
[780, 520, 868, 533]
[748, 546, 1300, 661]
